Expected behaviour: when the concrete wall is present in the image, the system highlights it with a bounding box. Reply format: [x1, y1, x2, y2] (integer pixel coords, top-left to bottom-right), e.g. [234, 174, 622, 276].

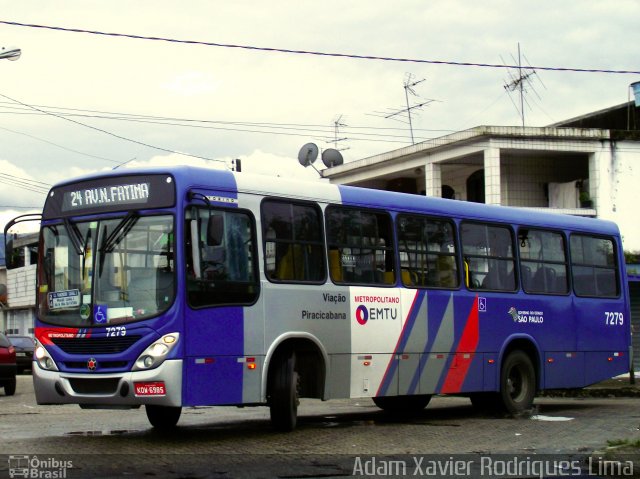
[7, 265, 36, 308]
[593, 141, 640, 251]
[500, 156, 588, 207]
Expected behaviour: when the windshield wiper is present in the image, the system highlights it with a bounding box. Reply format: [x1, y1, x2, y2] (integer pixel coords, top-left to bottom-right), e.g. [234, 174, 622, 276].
[62, 219, 93, 283]
[98, 212, 139, 276]
[63, 219, 84, 256]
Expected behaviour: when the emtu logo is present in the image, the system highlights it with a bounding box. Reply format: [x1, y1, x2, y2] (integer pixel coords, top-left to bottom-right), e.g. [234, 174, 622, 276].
[355, 305, 369, 325]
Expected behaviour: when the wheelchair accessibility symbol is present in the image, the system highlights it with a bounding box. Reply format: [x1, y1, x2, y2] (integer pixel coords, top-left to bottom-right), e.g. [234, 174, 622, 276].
[94, 304, 108, 324]
[478, 297, 487, 312]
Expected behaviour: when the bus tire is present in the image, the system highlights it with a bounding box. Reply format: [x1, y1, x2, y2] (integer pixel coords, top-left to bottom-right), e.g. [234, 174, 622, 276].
[499, 350, 536, 415]
[269, 352, 299, 432]
[4, 378, 16, 396]
[373, 394, 431, 413]
[145, 405, 181, 429]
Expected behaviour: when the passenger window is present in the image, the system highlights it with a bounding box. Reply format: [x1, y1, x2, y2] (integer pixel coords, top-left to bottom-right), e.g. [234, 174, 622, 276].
[262, 200, 325, 283]
[570, 235, 618, 297]
[396, 214, 458, 288]
[185, 207, 259, 307]
[461, 222, 516, 291]
[518, 229, 568, 294]
[326, 206, 395, 285]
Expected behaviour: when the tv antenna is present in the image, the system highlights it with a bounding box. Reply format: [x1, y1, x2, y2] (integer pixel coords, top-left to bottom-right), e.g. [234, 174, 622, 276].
[502, 43, 544, 128]
[331, 114, 350, 152]
[370, 73, 438, 144]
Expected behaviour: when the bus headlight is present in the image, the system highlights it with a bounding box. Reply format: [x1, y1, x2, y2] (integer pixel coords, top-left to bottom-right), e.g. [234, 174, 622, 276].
[133, 333, 179, 371]
[35, 340, 59, 372]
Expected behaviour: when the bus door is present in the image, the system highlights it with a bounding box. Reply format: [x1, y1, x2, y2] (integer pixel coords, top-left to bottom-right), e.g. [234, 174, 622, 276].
[183, 203, 261, 406]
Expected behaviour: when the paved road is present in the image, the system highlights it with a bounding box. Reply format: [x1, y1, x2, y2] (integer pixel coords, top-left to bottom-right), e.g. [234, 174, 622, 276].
[1, 375, 639, 478]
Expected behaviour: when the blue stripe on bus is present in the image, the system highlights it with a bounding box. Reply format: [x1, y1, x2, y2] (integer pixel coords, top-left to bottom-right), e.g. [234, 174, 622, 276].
[376, 290, 426, 397]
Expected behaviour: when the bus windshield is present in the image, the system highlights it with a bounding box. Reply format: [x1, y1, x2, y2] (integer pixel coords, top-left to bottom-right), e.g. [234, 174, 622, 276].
[38, 214, 175, 326]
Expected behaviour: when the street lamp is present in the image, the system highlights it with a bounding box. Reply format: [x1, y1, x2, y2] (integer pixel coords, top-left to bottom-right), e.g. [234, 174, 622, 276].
[0, 46, 21, 61]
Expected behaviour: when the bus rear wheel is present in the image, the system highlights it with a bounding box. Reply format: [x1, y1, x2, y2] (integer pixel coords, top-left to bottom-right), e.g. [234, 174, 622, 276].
[269, 352, 299, 432]
[145, 405, 181, 429]
[499, 350, 536, 415]
[373, 394, 431, 414]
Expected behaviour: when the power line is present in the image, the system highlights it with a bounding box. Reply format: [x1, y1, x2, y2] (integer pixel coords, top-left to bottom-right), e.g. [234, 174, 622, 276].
[0, 205, 41, 209]
[0, 91, 228, 165]
[0, 125, 122, 164]
[0, 101, 440, 144]
[0, 178, 48, 195]
[0, 172, 50, 187]
[0, 101, 455, 133]
[1, 20, 639, 75]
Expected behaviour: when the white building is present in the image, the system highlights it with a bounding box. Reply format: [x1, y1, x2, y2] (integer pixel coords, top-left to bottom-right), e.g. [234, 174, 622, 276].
[3, 233, 38, 335]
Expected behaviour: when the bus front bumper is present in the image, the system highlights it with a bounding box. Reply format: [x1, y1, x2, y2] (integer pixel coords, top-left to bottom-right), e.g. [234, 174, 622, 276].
[33, 359, 182, 408]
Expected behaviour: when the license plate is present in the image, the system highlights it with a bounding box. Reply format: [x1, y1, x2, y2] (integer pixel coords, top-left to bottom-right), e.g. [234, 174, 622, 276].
[16, 352, 26, 357]
[134, 382, 166, 396]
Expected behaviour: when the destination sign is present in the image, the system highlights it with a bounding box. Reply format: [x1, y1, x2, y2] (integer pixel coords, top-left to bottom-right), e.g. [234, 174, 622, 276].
[63, 182, 150, 211]
[43, 174, 176, 218]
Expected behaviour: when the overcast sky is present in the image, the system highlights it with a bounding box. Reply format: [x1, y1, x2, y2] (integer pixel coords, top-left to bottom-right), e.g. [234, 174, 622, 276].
[1, 0, 639, 231]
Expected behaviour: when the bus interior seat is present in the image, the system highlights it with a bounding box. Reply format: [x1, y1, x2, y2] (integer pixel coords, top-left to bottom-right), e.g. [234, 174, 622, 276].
[532, 266, 556, 292]
[328, 249, 342, 281]
[276, 245, 318, 281]
[436, 256, 456, 287]
[401, 268, 415, 285]
[481, 268, 500, 290]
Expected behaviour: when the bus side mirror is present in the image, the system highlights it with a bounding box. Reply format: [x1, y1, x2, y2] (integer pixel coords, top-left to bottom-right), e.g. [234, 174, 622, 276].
[4, 238, 15, 269]
[207, 215, 224, 246]
[3, 213, 42, 270]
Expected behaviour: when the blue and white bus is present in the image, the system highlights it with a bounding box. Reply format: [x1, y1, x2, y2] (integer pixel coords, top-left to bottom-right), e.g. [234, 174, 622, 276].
[5, 165, 631, 430]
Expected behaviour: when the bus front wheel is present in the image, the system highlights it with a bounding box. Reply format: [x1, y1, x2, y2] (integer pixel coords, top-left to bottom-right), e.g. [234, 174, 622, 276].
[499, 350, 536, 415]
[145, 405, 181, 429]
[269, 352, 299, 432]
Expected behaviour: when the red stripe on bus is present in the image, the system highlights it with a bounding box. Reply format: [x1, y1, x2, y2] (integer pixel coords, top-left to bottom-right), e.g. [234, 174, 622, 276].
[439, 296, 479, 394]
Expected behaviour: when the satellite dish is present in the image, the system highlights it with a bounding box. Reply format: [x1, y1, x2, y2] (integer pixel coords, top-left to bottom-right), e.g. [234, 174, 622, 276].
[0, 46, 21, 61]
[321, 148, 344, 168]
[298, 143, 319, 167]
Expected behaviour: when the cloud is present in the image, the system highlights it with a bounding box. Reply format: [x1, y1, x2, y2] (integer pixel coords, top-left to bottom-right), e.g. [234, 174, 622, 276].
[162, 71, 219, 96]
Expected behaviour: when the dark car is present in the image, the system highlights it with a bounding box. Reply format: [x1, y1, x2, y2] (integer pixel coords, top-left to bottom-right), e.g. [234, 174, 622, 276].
[0, 332, 17, 395]
[8, 335, 35, 373]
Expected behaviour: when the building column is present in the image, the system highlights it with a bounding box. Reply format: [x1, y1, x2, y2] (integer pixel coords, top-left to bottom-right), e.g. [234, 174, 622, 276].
[425, 161, 441, 197]
[484, 145, 501, 205]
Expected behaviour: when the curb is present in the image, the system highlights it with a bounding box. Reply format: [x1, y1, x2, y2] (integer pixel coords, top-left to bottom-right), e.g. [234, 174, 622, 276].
[540, 387, 640, 398]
